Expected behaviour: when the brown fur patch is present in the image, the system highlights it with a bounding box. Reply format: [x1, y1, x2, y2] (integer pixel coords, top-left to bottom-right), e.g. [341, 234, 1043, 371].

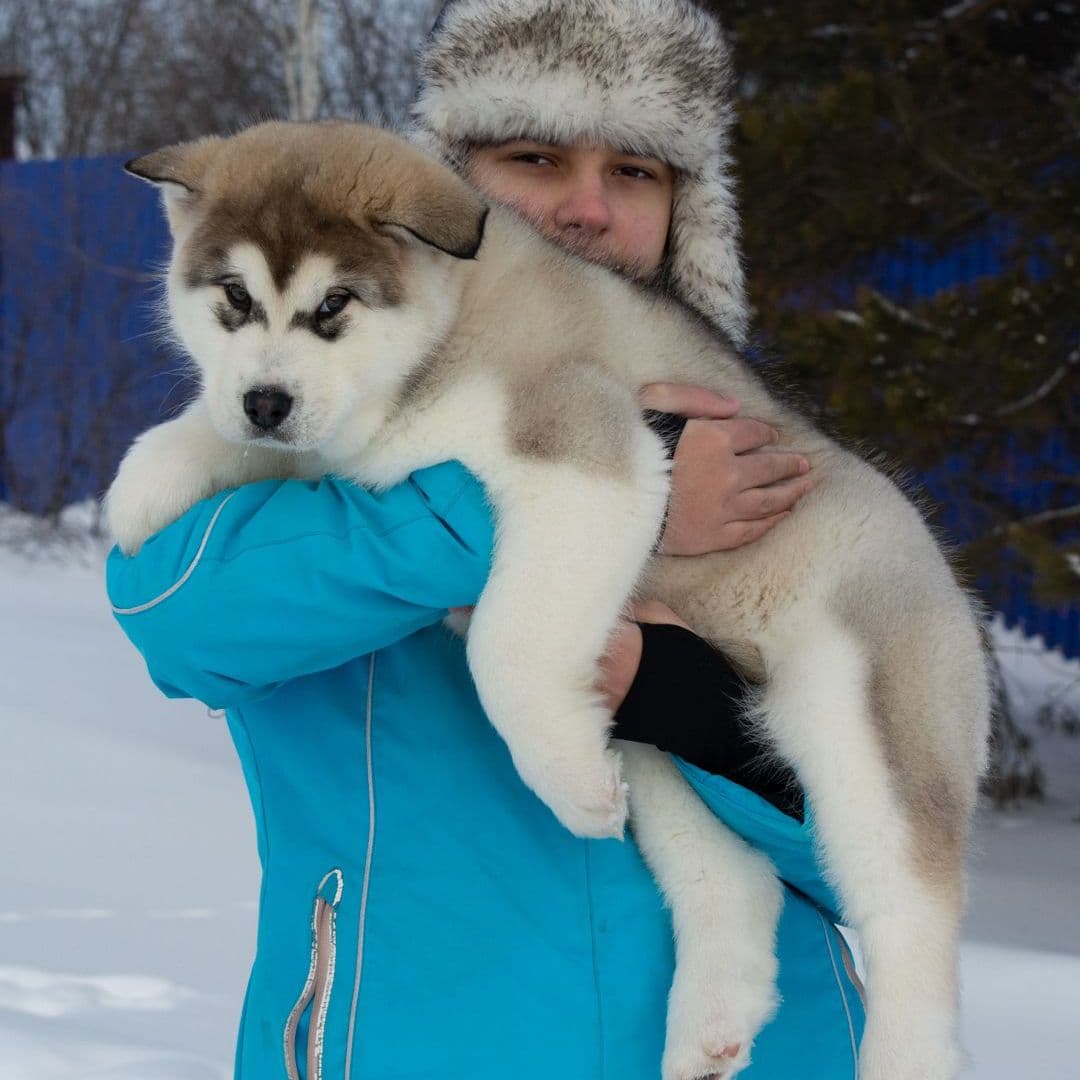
[153, 121, 488, 302]
[869, 660, 968, 900]
[509, 362, 633, 475]
[183, 185, 405, 304]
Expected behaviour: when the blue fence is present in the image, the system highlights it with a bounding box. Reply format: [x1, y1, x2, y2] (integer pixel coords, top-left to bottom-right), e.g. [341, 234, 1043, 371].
[858, 232, 1077, 658]
[0, 153, 179, 512]
[0, 151, 1075, 656]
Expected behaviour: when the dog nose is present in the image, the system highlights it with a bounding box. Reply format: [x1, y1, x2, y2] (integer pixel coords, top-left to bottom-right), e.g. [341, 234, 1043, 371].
[244, 388, 293, 430]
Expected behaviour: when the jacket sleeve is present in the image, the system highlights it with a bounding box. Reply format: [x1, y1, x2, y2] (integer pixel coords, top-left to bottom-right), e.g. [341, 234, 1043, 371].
[106, 460, 495, 710]
[671, 758, 845, 922]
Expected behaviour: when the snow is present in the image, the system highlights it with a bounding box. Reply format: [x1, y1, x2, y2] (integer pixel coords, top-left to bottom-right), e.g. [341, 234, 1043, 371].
[1, 506, 1077, 1077]
[1, 506, 256, 1078]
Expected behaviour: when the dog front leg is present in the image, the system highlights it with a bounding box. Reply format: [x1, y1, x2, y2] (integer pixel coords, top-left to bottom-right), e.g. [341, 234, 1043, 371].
[104, 397, 292, 555]
[464, 455, 669, 839]
[620, 742, 782, 1080]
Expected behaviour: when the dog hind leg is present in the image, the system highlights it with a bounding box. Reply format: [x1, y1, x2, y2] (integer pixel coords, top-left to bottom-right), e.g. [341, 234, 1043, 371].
[619, 742, 782, 1080]
[759, 613, 965, 1080]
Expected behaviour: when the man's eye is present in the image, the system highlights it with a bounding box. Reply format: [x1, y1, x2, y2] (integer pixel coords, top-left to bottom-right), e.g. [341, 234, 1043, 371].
[224, 283, 251, 312]
[511, 153, 555, 167]
[615, 166, 654, 181]
[317, 291, 351, 319]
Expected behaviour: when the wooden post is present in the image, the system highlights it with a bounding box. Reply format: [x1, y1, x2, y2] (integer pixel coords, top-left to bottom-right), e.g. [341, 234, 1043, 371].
[0, 74, 26, 160]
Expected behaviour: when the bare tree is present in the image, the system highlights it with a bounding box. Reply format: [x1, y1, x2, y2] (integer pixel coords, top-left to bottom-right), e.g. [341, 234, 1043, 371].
[279, 0, 324, 121]
[2, 0, 440, 160]
[322, 0, 440, 124]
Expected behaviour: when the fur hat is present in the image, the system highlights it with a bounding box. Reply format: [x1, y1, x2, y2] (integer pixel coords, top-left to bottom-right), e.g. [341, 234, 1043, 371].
[411, 0, 749, 346]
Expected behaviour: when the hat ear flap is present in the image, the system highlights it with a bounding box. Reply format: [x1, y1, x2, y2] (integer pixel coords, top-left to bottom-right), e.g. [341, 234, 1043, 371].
[374, 160, 489, 260]
[125, 135, 224, 238]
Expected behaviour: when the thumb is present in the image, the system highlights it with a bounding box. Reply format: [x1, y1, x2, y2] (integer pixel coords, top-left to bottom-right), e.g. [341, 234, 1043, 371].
[639, 382, 740, 420]
[629, 599, 692, 630]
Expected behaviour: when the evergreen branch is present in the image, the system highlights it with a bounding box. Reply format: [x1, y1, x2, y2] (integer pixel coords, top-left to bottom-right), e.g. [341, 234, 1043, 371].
[1016, 505, 1080, 530]
[951, 351, 1080, 426]
[986, 504, 1080, 540]
[868, 290, 951, 337]
[993, 354, 1080, 418]
[883, 77, 995, 200]
[938, 0, 1043, 31]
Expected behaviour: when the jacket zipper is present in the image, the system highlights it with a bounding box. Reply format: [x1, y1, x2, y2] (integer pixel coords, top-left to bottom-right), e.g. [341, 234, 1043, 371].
[284, 868, 344, 1080]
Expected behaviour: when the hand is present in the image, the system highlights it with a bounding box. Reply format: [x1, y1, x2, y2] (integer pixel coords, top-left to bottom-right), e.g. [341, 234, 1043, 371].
[639, 383, 813, 556]
[597, 600, 690, 712]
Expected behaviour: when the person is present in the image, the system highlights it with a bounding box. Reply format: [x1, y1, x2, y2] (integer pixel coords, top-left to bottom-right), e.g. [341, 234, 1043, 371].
[106, 1, 864, 1076]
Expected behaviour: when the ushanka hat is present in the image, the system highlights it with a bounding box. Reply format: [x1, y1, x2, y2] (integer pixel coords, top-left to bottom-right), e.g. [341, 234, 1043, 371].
[411, 0, 749, 347]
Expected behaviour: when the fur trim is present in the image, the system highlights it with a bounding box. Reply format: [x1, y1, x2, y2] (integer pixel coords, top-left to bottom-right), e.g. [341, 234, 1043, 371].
[412, 0, 749, 345]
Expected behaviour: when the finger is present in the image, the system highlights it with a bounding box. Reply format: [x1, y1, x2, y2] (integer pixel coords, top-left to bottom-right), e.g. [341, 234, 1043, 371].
[628, 599, 691, 629]
[714, 511, 791, 551]
[639, 382, 740, 419]
[732, 475, 814, 521]
[718, 416, 781, 454]
[729, 450, 810, 492]
[448, 605, 475, 615]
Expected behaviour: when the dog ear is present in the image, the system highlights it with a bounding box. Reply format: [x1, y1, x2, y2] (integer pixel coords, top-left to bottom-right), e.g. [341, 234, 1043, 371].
[373, 165, 489, 260]
[125, 136, 224, 238]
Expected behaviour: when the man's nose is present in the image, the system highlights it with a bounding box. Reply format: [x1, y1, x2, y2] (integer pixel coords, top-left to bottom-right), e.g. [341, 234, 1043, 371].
[553, 176, 612, 234]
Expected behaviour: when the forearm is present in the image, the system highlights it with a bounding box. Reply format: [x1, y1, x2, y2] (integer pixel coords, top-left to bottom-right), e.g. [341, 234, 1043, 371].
[107, 462, 495, 708]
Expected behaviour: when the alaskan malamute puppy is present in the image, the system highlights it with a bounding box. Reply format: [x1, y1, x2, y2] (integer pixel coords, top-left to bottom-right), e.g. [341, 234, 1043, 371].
[106, 121, 989, 1080]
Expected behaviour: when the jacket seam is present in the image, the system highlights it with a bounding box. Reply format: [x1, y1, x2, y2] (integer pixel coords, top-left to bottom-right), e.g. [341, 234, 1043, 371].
[411, 472, 474, 518]
[583, 841, 607, 1080]
[412, 474, 487, 553]
[111, 476, 482, 617]
[222, 707, 267, 1077]
[231, 708, 271, 869]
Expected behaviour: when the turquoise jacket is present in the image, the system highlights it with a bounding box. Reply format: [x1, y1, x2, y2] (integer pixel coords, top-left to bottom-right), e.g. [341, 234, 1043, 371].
[106, 461, 864, 1080]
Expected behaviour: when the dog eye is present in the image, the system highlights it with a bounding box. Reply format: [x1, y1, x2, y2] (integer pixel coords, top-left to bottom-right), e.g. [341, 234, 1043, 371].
[317, 291, 351, 319]
[224, 283, 251, 312]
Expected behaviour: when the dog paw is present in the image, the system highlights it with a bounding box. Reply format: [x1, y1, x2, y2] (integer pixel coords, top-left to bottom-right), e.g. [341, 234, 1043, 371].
[104, 464, 205, 556]
[549, 751, 629, 839]
[513, 741, 628, 840]
[662, 950, 779, 1080]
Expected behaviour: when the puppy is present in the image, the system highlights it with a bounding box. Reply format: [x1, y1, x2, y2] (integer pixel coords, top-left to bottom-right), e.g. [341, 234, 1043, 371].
[106, 121, 990, 1080]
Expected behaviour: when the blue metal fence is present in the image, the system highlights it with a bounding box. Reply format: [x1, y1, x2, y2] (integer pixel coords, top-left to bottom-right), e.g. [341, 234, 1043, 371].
[0, 152, 1075, 656]
[0, 153, 177, 514]
[859, 234, 1077, 658]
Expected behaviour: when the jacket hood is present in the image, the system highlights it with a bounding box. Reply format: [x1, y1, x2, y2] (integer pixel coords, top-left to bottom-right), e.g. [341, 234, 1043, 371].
[411, 0, 749, 346]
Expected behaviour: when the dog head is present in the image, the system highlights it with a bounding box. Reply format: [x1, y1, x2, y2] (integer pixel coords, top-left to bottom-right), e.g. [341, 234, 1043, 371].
[128, 121, 488, 451]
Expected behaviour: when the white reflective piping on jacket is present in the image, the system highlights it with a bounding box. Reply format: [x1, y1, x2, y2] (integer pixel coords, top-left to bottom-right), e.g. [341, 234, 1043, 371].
[344, 652, 378, 1080]
[111, 491, 239, 615]
[819, 912, 860, 1078]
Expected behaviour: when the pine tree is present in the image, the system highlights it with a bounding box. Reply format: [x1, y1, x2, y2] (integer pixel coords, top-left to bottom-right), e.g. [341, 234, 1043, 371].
[701, 0, 1078, 611]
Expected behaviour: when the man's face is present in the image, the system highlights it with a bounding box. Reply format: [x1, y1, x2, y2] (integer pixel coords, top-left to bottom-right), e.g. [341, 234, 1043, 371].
[466, 139, 675, 279]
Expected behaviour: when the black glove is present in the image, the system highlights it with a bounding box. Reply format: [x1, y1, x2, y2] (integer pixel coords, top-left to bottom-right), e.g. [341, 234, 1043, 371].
[612, 621, 805, 821]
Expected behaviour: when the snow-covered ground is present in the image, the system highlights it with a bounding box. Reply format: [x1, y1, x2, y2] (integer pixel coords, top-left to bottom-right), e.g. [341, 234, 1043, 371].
[2, 504, 1078, 1078]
